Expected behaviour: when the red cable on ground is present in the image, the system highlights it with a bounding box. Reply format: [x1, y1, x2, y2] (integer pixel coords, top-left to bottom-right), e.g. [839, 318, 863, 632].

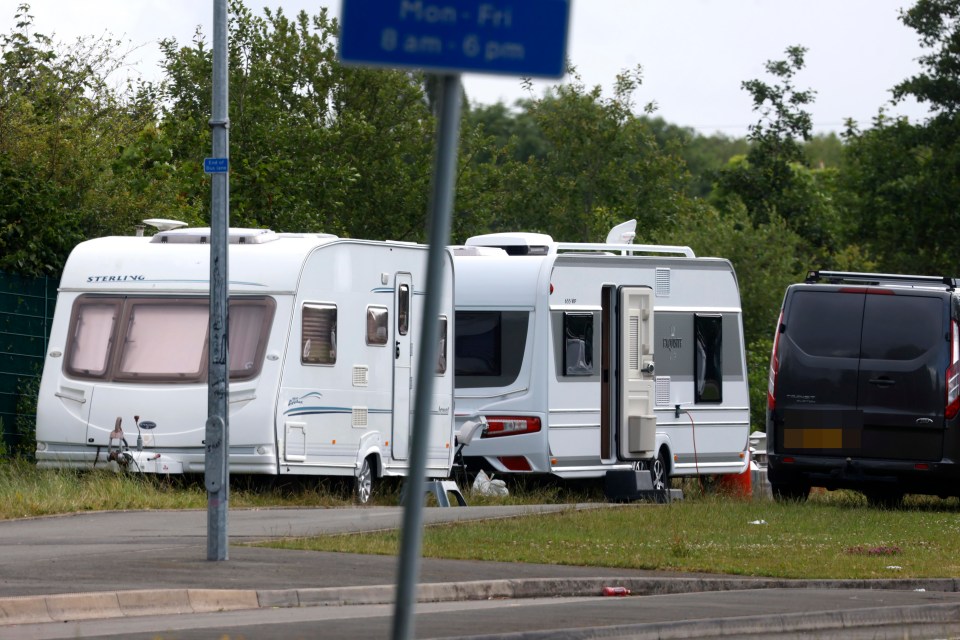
[686, 410, 703, 492]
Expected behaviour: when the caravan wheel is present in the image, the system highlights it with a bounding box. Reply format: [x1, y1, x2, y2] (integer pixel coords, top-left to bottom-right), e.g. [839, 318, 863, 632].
[355, 458, 374, 505]
[650, 450, 669, 491]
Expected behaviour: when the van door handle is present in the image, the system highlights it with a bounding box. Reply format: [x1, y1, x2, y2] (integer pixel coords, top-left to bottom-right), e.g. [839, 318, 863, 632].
[869, 377, 896, 387]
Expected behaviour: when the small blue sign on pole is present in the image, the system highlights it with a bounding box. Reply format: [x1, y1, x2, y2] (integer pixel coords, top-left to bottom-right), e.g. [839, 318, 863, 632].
[203, 157, 229, 174]
[339, 0, 570, 78]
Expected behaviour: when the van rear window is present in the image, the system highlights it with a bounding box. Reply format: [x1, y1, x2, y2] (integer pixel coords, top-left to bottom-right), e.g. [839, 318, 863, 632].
[785, 291, 863, 358]
[861, 295, 943, 360]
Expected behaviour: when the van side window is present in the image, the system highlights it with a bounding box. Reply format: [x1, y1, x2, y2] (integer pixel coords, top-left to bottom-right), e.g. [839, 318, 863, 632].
[366, 306, 388, 346]
[398, 284, 410, 336]
[563, 312, 594, 376]
[302, 303, 337, 365]
[436, 316, 448, 374]
[694, 314, 723, 403]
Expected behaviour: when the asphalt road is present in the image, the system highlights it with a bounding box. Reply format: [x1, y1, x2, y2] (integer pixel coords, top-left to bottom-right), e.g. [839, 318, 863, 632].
[2, 504, 960, 639]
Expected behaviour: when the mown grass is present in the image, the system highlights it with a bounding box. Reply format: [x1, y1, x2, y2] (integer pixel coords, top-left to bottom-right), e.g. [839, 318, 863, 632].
[264, 487, 960, 580]
[6, 460, 960, 580]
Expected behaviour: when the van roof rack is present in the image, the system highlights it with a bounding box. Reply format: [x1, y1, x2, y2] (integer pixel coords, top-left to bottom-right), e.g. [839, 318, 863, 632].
[806, 270, 958, 290]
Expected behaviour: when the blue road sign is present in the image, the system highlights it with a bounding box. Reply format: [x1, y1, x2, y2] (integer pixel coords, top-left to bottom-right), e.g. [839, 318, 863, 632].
[204, 157, 229, 174]
[339, 0, 570, 78]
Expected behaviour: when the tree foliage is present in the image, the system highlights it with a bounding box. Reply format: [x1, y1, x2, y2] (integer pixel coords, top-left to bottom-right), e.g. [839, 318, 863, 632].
[157, 1, 436, 240]
[894, 0, 960, 117]
[842, 0, 960, 275]
[7, 0, 960, 431]
[0, 3, 192, 274]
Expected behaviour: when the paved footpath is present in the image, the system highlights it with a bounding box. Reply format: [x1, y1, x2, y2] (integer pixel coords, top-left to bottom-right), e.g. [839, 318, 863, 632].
[2, 504, 960, 638]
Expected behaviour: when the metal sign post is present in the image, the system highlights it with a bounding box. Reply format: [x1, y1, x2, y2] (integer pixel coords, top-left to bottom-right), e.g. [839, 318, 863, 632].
[206, 0, 230, 562]
[338, 2, 569, 637]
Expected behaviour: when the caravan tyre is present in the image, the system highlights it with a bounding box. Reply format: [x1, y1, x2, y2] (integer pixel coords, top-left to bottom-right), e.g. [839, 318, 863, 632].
[355, 458, 374, 505]
[650, 450, 669, 492]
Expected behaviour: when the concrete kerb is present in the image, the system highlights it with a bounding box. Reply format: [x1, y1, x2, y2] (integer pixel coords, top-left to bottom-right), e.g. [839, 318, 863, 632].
[3, 577, 960, 628]
[0, 588, 260, 626]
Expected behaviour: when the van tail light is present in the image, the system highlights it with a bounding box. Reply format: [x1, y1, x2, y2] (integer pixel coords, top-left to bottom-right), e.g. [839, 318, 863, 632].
[768, 311, 783, 411]
[482, 416, 541, 438]
[947, 320, 960, 419]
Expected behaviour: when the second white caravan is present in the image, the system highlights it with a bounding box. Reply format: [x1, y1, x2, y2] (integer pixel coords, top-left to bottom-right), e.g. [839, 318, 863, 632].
[35, 225, 455, 502]
[452, 221, 750, 489]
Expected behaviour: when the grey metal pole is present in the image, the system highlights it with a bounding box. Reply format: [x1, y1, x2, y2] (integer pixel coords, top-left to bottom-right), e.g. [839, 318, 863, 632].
[391, 73, 462, 640]
[206, 0, 230, 562]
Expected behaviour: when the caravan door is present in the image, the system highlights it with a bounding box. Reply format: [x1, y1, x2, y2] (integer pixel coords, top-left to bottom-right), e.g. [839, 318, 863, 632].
[617, 286, 656, 461]
[391, 273, 413, 460]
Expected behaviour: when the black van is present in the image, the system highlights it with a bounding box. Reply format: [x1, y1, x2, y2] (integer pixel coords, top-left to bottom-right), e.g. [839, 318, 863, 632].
[766, 270, 960, 506]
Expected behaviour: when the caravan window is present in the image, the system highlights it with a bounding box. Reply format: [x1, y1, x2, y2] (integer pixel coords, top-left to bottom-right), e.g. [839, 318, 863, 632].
[694, 314, 723, 403]
[563, 313, 594, 376]
[366, 306, 388, 346]
[64, 295, 275, 383]
[66, 298, 122, 378]
[302, 304, 337, 365]
[398, 284, 410, 336]
[455, 311, 529, 388]
[436, 316, 448, 374]
[116, 300, 208, 379]
[229, 300, 275, 380]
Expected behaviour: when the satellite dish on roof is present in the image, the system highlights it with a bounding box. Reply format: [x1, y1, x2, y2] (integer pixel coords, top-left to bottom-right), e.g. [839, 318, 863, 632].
[605, 219, 637, 245]
[143, 219, 188, 232]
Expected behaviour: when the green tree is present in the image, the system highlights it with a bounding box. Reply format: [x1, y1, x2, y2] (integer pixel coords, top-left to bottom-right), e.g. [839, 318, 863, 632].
[482, 66, 694, 243]
[157, 1, 438, 240]
[0, 3, 187, 274]
[841, 0, 960, 275]
[712, 46, 815, 225]
[893, 0, 960, 118]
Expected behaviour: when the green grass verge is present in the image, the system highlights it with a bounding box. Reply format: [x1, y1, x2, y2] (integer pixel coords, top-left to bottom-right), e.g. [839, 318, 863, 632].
[6, 460, 960, 580]
[262, 489, 960, 580]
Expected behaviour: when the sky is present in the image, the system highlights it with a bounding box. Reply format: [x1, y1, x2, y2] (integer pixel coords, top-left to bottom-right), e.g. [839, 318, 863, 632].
[1, 0, 932, 137]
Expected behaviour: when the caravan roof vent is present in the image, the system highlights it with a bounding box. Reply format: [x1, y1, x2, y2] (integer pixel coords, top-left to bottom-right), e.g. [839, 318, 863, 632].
[143, 218, 188, 232]
[450, 246, 508, 257]
[150, 228, 280, 245]
[465, 232, 554, 256]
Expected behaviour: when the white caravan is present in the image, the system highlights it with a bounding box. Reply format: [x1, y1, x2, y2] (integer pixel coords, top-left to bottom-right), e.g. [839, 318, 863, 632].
[452, 221, 750, 488]
[35, 225, 456, 502]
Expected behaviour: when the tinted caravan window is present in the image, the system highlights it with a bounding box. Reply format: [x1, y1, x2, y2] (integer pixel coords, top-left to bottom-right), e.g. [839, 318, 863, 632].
[436, 316, 448, 374]
[694, 314, 723, 403]
[563, 312, 594, 376]
[455, 311, 529, 388]
[785, 290, 863, 358]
